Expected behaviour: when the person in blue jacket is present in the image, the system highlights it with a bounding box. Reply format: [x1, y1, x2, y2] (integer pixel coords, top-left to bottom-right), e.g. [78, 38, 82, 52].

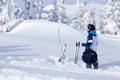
[82, 24, 98, 69]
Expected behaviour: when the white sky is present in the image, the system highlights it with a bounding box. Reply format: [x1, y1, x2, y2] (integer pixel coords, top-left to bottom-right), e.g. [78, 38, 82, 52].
[7, 0, 107, 5]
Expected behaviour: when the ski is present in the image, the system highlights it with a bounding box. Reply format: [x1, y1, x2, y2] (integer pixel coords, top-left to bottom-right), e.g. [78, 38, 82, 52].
[75, 42, 80, 64]
[58, 44, 67, 62]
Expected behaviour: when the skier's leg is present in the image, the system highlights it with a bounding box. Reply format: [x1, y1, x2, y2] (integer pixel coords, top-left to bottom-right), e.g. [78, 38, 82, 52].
[86, 63, 92, 69]
[93, 61, 98, 69]
[93, 52, 98, 69]
[86, 51, 92, 69]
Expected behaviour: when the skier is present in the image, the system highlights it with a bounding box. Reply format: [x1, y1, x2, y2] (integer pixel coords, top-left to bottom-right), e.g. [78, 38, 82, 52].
[82, 24, 98, 69]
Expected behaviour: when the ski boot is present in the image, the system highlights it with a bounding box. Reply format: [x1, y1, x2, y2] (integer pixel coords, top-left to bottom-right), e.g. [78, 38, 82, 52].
[93, 61, 98, 69]
[86, 64, 92, 69]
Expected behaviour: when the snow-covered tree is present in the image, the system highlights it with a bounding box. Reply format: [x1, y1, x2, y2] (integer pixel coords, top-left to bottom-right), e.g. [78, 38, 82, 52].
[22, 0, 31, 19]
[56, 0, 67, 23]
[39, 0, 44, 19]
[0, 0, 9, 32]
[32, 0, 44, 19]
[48, 9, 58, 22]
[71, 0, 87, 30]
[98, 10, 104, 31]
[48, 0, 68, 23]
[88, 0, 96, 25]
[101, 0, 120, 35]
[23, 0, 44, 19]
[9, 0, 21, 19]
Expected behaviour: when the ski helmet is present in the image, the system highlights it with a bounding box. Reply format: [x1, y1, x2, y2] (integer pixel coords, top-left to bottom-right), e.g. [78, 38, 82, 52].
[87, 24, 96, 30]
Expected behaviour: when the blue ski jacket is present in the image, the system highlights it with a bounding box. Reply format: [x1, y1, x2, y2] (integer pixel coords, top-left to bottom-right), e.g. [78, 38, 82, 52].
[82, 30, 98, 52]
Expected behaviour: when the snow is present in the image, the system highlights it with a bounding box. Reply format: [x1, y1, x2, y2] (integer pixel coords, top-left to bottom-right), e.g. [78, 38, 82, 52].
[7, 19, 23, 32]
[0, 20, 120, 80]
[43, 5, 55, 11]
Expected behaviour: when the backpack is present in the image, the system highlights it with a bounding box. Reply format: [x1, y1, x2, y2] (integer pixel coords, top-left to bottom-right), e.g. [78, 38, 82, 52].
[82, 49, 97, 64]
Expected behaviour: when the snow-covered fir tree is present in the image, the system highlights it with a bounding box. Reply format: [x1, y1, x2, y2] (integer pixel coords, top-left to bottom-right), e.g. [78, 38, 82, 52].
[88, 0, 96, 25]
[22, 0, 30, 19]
[23, 0, 43, 19]
[56, 0, 67, 23]
[98, 9, 104, 31]
[101, 0, 120, 35]
[9, 0, 21, 20]
[39, 0, 44, 19]
[48, 8, 58, 22]
[0, 0, 9, 32]
[32, 0, 43, 19]
[71, 0, 87, 30]
[48, 0, 68, 23]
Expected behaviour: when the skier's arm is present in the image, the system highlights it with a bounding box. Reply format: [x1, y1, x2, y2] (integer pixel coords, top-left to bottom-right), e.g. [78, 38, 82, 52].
[82, 34, 93, 49]
[86, 33, 93, 48]
[82, 43, 87, 46]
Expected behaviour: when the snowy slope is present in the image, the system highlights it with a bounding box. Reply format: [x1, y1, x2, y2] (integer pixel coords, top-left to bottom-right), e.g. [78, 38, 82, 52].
[0, 20, 120, 80]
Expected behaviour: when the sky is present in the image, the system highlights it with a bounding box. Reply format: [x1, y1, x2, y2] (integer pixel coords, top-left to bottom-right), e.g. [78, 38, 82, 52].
[7, 0, 107, 11]
[7, 0, 107, 5]
[64, 0, 107, 4]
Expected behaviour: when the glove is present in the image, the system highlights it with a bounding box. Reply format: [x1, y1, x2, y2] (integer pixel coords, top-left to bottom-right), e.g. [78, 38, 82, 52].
[81, 43, 86, 47]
